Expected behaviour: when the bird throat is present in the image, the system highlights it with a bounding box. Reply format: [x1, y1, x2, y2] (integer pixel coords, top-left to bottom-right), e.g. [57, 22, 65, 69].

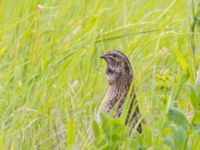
[106, 67, 117, 85]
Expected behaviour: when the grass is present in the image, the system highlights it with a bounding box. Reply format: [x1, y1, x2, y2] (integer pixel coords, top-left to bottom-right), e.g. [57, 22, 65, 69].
[0, 0, 200, 149]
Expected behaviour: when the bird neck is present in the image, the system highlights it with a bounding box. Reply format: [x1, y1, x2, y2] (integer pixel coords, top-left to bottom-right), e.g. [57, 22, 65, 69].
[109, 74, 132, 91]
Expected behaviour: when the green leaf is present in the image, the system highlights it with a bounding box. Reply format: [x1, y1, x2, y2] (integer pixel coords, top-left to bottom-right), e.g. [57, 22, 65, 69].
[164, 137, 176, 150]
[173, 127, 187, 150]
[100, 113, 112, 133]
[143, 126, 152, 147]
[173, 48, 188, 73]
[193, 124, 200, 134]
[92, 120, 104, 139]
[188, 83, 198, 109]
[164, 125, 187, 150]
[167, 108, 188, 130]
[67, 117, 75, 146]
[192, 111, 200, 125]
[196, 82, 200, 101]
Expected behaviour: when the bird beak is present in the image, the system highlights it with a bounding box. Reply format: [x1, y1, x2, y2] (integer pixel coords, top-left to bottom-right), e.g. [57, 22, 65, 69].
[100, 54, 107, 59]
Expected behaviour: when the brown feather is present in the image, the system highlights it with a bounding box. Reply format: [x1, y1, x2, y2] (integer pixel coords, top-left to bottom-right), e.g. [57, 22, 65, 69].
[99, 50, 143, 133]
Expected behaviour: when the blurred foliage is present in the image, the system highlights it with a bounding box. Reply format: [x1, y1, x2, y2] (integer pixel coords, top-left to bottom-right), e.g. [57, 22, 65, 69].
[0, 0, 200, 149]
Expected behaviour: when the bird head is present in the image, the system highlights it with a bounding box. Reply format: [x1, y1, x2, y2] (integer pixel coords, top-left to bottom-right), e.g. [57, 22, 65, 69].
[101, 50, 133, 85]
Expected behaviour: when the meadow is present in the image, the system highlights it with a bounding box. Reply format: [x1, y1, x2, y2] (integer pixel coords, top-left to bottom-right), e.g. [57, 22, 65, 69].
[0, 0, 200, 149]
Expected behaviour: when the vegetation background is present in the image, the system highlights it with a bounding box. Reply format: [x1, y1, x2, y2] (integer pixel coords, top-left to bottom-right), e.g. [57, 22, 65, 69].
[0, 0, 200, 149]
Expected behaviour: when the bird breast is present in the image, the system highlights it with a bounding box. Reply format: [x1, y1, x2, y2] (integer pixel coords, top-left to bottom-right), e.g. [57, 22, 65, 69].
[106, 73, 118, 85]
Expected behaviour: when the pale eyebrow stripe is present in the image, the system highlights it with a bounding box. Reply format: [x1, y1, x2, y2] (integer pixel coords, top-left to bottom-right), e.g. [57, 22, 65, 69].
[109, 50, 132, 70]
[108, 51, 130, 64]
[109, 51, 126, 59]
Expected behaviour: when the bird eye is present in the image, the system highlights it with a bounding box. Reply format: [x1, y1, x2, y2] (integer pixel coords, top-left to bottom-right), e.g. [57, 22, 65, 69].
[109, 57, 115, 62]
[107, 56, 114, 61]
[112, 54, 117, 57]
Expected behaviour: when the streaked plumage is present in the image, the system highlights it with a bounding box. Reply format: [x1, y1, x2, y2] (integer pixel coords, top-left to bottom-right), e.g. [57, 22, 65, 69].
[98, 50, 143, 133]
